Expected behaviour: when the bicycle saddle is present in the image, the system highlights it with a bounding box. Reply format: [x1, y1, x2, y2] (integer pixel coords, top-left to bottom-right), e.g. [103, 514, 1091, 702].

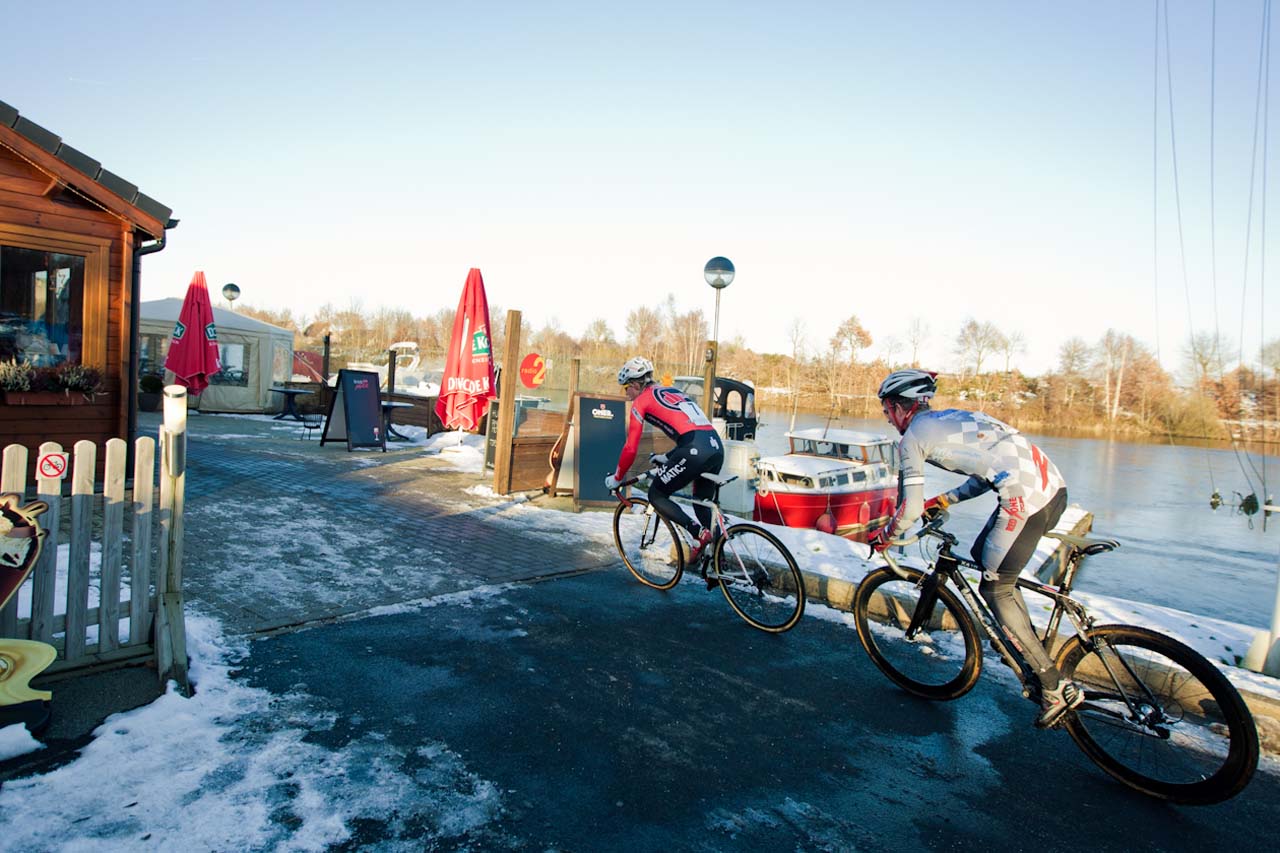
[1045, 531, 1119, 556]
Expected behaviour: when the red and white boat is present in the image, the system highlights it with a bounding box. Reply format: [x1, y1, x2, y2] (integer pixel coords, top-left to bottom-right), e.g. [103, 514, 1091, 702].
[752, 427, 898, 542]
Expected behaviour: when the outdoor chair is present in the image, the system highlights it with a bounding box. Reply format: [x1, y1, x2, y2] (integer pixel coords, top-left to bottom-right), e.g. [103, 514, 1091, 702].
[299, 414, 323, 440]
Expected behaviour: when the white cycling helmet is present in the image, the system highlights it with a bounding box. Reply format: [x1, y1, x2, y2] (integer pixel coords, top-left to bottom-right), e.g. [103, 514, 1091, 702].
[877, 369, 937, 401]
[617, 356, 655, 385]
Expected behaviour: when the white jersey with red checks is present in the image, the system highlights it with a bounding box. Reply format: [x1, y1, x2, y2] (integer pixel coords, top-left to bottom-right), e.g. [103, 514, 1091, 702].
[890, 408, 1065, 538]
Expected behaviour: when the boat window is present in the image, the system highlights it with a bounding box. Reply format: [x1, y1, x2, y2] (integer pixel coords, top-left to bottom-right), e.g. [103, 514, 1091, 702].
[780, 474, 813, 488]
[836, 473, 849, 485]
[852, 470, 866, 483]
[744, 393, 755, 418]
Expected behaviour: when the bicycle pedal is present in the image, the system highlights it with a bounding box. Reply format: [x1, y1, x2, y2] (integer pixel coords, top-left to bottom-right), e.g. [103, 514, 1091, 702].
[705, 576, 721, 590]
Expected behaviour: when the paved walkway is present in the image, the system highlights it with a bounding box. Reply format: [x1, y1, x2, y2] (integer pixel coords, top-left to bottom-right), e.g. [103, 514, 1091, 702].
[159, 412, 617, 635]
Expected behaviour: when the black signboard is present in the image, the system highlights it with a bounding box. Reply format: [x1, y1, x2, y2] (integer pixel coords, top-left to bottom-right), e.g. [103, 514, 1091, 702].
[321, 369, 386, 452]
[573, 393, 627, 508]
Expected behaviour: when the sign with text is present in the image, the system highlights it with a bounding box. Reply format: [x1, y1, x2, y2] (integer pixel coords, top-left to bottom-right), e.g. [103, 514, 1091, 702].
[321, 369, 386, 452]
[573, 393, 627, 509]
[519, 353, 546, 389]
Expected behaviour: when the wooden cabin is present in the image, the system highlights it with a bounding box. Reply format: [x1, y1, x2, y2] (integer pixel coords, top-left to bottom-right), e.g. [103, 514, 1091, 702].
[0, 101, 173, 470]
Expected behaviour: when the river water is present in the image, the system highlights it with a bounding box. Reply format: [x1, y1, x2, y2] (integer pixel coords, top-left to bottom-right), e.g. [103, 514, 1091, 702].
[752, 410, 1280, 629]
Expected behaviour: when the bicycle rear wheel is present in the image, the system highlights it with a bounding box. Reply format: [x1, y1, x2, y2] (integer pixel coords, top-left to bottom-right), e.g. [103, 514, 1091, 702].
[852, 566, 982, 700]
[1057, 624, 1259, 805]
[713, 524, 805, 633]
[612, 498, 684, 590]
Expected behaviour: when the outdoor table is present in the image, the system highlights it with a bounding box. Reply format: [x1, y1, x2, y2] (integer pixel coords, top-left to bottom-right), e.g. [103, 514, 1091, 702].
[271, 387, 309, 421]
[381, 401, 414, 441]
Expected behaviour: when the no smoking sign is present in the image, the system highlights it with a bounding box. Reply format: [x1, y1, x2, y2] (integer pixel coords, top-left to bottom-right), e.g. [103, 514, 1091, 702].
[37, 452, 69, 480]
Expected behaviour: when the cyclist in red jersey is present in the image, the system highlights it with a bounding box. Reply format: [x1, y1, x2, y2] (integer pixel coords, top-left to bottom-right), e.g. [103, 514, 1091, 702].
[606, 356, 725, 561]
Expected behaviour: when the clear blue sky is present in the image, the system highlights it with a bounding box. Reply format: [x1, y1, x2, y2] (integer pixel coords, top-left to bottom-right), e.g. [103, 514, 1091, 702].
[3, 1, 1276, 376]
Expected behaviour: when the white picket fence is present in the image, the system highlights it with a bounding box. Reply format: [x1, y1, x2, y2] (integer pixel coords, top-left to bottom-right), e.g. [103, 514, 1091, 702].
[0, 436, 180, 676]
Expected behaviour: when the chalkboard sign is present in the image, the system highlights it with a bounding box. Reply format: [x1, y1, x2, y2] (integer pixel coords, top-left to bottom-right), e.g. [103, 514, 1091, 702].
[321, 369, 386, 451]
[573, 393, 627, 508]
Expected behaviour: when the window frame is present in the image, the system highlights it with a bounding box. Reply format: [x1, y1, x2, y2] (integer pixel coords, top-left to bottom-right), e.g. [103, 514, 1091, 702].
[0, 222, 110, 369]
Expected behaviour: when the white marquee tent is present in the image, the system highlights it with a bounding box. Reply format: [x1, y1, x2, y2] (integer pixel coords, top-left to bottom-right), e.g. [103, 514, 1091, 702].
[139, 298, 294, 413]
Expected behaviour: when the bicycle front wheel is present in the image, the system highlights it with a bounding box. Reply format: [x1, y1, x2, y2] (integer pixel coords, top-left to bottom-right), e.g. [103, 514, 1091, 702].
[612, 498, 684, 590]
[713, 524, 805, 633]
[1058, 624, 1259, 805]
[852, 566, 982, 700]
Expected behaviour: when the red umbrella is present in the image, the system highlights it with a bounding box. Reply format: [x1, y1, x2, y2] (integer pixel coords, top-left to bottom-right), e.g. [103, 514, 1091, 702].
[435, 268, 497, 431]
[164, 271, 221, 395]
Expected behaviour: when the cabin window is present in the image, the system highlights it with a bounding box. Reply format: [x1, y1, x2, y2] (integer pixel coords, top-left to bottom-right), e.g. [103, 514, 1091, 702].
[0, 246, 85, 367]
[0, 225, 109, 369]
[836, 473, 849, 485]
[852, 470, 866, 483]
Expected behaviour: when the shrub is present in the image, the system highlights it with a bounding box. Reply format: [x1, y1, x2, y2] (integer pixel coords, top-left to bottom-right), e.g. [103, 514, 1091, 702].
[139, 374, 164, 394]
[0, 359, 34, 391]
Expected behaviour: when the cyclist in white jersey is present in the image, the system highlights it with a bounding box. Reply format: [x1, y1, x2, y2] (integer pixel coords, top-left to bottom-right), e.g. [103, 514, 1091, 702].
[869, 369, 1083, 727]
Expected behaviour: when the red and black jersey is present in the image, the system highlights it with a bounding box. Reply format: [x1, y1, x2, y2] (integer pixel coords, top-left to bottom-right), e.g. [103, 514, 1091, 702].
[613, 385, 715, 480]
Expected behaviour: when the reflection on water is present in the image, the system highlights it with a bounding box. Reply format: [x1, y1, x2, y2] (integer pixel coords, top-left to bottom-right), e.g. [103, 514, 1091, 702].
[756, 410, 1280, 629]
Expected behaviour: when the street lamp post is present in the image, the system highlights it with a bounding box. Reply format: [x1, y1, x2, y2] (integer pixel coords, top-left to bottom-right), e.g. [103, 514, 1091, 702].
[702, 257, 735, 418]
[222, 283, 240, 310]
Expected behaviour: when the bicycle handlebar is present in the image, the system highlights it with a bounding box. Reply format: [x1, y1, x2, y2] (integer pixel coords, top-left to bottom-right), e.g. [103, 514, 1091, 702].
[610, 467, 659, 496]
[871, 508, 952, 580]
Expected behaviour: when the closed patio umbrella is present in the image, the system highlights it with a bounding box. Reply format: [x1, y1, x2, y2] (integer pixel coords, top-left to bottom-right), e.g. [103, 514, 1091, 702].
[435, 268, 497, 431]
[164, 271, 221, 395]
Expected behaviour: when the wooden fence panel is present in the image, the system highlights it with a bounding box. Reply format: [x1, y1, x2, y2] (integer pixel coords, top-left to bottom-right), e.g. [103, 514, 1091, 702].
[1, 435, 171, 676]
[31, 440, 64, 644]
[64, 439, 96, 661]
[99, 438, 126, 653]
[130, 437, 155, 647]
[0, 443, 27, 637]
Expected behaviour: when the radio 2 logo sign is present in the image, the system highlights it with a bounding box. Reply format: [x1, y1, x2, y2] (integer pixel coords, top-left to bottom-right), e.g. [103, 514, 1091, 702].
[591, 404, 615, 420]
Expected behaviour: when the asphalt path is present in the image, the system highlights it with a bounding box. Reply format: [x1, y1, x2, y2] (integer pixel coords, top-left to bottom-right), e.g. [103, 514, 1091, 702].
[237, 568, 1280, 851]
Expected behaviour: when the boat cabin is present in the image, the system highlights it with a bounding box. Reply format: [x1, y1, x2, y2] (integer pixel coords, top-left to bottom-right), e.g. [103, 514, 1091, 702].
[672, 375, 757, 440]
[758, 427, 898, 492]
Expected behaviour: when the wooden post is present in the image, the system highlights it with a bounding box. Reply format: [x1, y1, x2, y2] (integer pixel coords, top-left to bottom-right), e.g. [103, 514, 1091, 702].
[155, 385, 190, 694]
[0, 444, 26, 637]
[702, 340, 717, 418]
[548, 359, 580, 496]
[492, 310, 523, 494]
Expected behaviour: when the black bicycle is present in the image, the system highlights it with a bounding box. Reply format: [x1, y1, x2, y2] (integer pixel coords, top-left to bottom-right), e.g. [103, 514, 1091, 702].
[852, 510, 1259, 805]
[610, 469, 805, 633]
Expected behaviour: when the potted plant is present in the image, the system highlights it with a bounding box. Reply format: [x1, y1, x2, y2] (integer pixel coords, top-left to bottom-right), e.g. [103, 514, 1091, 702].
[0, 360, 103, 405]
[46, 363, 104, 402]
[0, 359, 35, 403]
[139, 373, 164, 412]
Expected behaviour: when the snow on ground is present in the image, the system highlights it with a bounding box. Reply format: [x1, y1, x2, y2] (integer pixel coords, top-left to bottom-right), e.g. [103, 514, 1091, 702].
[0, 614, 508, 850]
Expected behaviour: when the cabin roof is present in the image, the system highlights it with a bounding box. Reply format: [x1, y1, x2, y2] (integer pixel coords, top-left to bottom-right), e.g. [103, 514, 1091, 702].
[0, 100, 173, 237]
[787, 427, 891, 445]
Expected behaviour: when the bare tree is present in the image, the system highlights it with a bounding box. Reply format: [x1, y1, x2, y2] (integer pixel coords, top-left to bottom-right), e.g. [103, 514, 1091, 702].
[787, 317, 808, 398]
[953, 318, 1003, 377]
[999, 330, 1026, 374]
[906, 317, 928, 366]
[625, 306, 662, 351]
[1058, 337, 1090, 375]
[1095, 330, 1134, 421]
[582, 318, 616, 360]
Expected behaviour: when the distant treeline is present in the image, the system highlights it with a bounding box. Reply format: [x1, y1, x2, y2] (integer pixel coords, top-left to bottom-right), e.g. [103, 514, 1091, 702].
[238, 299, 1279, 443]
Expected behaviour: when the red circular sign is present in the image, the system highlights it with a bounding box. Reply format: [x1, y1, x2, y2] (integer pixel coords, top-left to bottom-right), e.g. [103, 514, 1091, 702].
[38, 453, 67, 479]
[519, 353, 546, 389]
